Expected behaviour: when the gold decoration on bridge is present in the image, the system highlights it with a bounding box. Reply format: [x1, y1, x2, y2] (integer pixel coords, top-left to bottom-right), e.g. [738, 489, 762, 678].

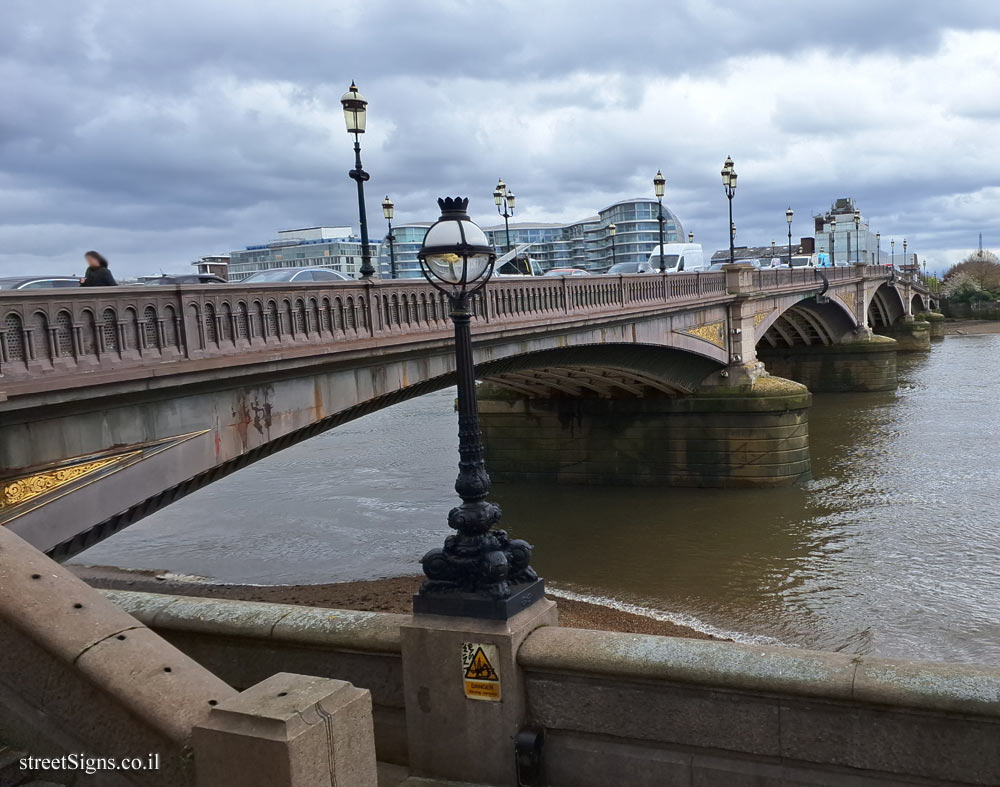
[1, 455, 132, 510]
[838, 291, 857, 313]
[753, 310, 772, 329]
[677, 321, 726, 348]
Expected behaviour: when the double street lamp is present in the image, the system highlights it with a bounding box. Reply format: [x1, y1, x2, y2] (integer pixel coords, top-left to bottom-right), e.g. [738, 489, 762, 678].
[382, 196, 397, 279]
[340, 82, 376, 279]
[493, 179, 516, 257]
[721, 157, 737, 266]
[653, 170, 667, 272]
[413, 197, 542, 619]
[609, 223, 617, 266]
[785, 208, 794, 266]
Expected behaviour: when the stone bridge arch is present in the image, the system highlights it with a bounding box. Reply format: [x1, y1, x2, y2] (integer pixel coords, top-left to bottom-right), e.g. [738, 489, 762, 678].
[757, 297, 859, 349]
[866, 282, 907, 329]
[19, 342, 725, 560]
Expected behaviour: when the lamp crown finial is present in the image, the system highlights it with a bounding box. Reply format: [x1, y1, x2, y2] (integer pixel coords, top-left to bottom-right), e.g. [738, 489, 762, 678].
[437, 197, 470, 218]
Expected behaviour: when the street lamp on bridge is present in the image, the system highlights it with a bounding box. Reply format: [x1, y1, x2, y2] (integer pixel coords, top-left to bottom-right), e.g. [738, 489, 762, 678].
[493, 179, 516, 258]
[785, 208, 794, 266]
[340, 82, 376, 279]
[891, 238, 895, 268]
[688, 231, 694, 243]
[876, 232, 881, 266]
[721, 157, 737, 266]
[854, 210, 861, 264]
[653, 170, 667, 272]
[903, 239, 908, 268]
[382, 196, 397, 279]
[413, 197, 541, 619]
[609, 223, 617, 266]
[829, 216, 837, 266]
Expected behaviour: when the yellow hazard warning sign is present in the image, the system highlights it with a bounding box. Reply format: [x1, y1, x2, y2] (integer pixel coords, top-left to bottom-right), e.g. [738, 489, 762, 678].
[462, 642, 501, 702]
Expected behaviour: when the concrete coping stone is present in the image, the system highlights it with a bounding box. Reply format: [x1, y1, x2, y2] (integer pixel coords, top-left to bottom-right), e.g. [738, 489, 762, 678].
[102, 590, 406, 654]
[518, 627, 1000, 717]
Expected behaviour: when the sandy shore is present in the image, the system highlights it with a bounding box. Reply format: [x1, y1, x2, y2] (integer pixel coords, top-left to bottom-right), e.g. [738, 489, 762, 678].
[941, 319, 1000, 335]
[72, 564, 719, 640]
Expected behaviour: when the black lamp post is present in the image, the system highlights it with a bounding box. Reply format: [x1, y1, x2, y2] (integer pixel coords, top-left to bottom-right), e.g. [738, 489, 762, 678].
[341, 82, 375, 279]
[891, 239, 895, 268]
[785, 207, 794, 266]
[854, 210, 861, 264]
[413, 197, 542, 619]
[382, 196, 397, 279]
[493, 179, 515, 258]
[721, 157, 737, 266]
[771, 240, 776, 262]
[609, 223, 617, 266]
[654, 170, 667, 272]
[876, 232, 881, 266]
[903, 239, 908, 269]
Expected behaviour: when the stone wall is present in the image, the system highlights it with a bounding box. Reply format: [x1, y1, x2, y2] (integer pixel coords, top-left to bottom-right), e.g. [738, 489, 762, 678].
[104, 590, 409, 767]
[757, 336, 898, 392]
[520, 626, 1000, 786]
[940, 299, 1000, 320]
[478, 378, 811, 488]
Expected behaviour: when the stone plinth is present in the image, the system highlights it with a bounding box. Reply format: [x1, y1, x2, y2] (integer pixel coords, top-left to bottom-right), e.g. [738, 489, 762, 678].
[401, 599, 558, 785]
[757, 335, 898, 392]
[193, 672, 378, 787]
[477, 378, 811, 488]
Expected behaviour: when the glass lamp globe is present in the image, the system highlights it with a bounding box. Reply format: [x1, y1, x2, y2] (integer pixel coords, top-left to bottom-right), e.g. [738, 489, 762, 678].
[608, 222, 616, 236]
[653, 170, 666, 198]
[341, 82, 367, 135]
[420, 198, 496, 287]
[786, 208, 794, 224]
[382, 196, 394, 220]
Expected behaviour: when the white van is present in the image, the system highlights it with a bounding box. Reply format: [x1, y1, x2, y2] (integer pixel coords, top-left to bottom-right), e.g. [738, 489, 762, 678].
[646, 243, 706, 274]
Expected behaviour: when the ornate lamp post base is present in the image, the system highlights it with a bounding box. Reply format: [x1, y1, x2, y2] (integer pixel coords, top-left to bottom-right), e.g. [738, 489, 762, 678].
[414, 578, 546, 620]
[415, 500, 543, 618]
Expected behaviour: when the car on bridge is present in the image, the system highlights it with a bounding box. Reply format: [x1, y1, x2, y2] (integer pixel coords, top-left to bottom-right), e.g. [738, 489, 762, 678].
[606, 261, 654, 275]
[241, 267, 353, 283]
[141, 274, 227, 285]
[543, 268, 591, 276]
[0, 276, 80, 290]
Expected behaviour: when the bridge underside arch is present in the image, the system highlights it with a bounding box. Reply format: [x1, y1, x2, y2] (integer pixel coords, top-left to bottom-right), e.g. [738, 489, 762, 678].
[476, 344, 723, 398]
[16, 343, 722, 560]
[868, 283, 906, 329]
[759, 298, 858, 349]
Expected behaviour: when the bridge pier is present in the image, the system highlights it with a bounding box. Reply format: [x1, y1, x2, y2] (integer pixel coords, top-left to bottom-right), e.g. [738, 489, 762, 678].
[478, 378, 811, 488]
[878, 318, 931, 352]
[756, 335, 899, 393]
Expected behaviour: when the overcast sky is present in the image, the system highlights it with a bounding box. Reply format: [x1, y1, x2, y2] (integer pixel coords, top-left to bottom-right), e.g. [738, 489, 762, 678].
[2, 0, 998, 277]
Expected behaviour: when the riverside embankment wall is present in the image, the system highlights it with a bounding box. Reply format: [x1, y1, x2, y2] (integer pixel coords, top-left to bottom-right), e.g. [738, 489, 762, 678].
[107, 590, 1000, 786]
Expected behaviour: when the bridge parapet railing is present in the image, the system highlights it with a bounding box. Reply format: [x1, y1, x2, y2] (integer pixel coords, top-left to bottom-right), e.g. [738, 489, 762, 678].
[0, 269, 852, 388]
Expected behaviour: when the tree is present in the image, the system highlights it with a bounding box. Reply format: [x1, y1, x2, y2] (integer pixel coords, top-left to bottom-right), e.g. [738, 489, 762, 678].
[944, 249, 1000, 293]
[942, 271, 990, 303]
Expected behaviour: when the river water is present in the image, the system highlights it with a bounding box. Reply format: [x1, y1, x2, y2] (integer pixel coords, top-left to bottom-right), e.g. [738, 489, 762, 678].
[75, 334, 1000, 664]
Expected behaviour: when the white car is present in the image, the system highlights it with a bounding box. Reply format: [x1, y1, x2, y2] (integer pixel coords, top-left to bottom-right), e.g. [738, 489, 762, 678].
[242, 267, 353, 283]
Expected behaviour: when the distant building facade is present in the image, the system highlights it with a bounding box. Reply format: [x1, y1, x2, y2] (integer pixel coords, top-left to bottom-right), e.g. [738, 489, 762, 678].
[228, 227, 368, 281]
[375, 198, 686, 277]
[191, 255, 230, 280]
[813, 198, 882, 266]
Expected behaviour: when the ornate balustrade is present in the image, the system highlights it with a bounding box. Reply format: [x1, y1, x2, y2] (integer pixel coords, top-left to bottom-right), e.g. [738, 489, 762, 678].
[0, 270, 883, 389]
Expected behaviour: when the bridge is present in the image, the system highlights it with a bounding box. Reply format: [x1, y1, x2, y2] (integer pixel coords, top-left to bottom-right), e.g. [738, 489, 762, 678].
[0, 264, 933, 560]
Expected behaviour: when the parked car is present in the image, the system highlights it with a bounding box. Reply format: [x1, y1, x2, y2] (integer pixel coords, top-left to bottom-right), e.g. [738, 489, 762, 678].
[606, 261, 654, 275]
[242, 267, 353, 283]
[142, 274, 227, 285]
[0, 276, 80, 290]
[543, 268, 591, 277]
[646, 243, 707, 273]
